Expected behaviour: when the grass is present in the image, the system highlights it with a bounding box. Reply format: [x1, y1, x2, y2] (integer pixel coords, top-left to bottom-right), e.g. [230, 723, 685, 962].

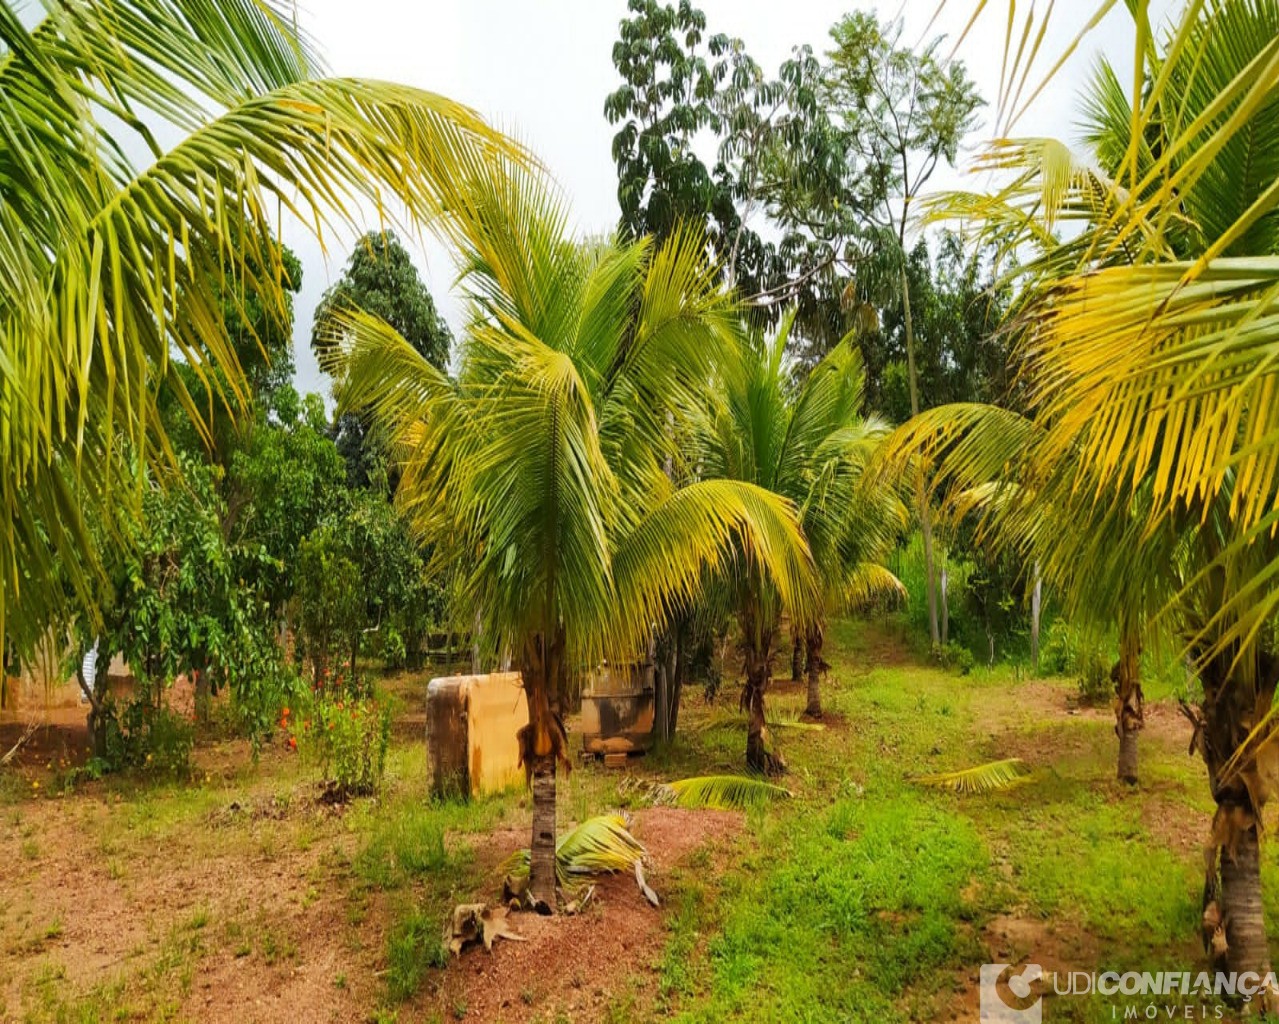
[637, 616, 1229, 1024]
[0, 616, 1247, 1022]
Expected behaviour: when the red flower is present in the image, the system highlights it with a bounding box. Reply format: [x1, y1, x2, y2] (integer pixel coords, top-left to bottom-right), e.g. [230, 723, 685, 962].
[288, 736, 297, 750]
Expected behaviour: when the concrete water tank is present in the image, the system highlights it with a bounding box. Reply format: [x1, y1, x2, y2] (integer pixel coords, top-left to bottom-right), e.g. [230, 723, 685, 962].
[425, 672, 529, 798]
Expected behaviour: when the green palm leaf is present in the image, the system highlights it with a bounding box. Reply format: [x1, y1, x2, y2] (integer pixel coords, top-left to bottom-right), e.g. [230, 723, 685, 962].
[503, 814, 647, 886]
[656, 775, 793, 810]
[0, 0, 522, 661]
[911, 758, 1032, 795]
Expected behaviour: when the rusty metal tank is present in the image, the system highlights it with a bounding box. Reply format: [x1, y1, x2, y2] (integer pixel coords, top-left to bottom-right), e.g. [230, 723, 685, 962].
[579, 661, 655, 757]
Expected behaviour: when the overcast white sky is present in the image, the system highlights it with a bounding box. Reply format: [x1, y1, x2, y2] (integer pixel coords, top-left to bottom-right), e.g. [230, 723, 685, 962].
[287, 0, 1159, 398]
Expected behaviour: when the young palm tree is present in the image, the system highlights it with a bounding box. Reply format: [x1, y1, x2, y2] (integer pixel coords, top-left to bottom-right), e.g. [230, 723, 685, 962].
[332, 159, 819, 911]
[915, 0, 1279, 991]
[884, 404, 1179, 786]
[700, 313, 903, 767]
[0, 0, 515, 665]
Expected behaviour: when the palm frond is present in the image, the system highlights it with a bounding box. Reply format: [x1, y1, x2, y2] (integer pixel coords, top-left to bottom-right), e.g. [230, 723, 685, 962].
[503, 814, 647, 886]
[0, 3, 524, 662]
[911, 758, 1032, 794]
[654, 775, 792, 810]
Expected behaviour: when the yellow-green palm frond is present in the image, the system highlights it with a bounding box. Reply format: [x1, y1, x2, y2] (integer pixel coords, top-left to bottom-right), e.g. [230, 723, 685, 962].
[911, 758, 1032, 794]
[503, 814, 647, 886]
[839, 563, 907, 612]
[610, 479, 819, 659]
[0, 1, 524, 660]
[654, 775, 792, 810]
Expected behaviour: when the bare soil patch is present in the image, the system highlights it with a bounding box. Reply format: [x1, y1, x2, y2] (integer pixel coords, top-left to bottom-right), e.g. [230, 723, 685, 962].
[425, 806, 741, 1023]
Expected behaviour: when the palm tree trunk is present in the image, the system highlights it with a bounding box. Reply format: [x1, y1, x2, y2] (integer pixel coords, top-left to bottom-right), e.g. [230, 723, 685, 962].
[1114, 628, 1143, 785]
[1220, 824, 1273, 986]
[790, 622, 803, 682]
[529, 752, 556, 912]
[804, 624, 825, 718]
[520, 628, 568, 914]
[669, 639, 684, 738]
[743, 646, 769, 773]
[1194, 650, 1279, 1010]
[940, 564, 949, 647]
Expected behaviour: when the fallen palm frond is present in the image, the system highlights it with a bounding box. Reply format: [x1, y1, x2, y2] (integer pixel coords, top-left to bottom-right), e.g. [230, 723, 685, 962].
[503, 813, 647, 886]
[911, 758, 1032, 795]
[696, 707, 824, 734]
[650, 774, 793, 810]
[769, 706, 826, 731]
[0, 715, 41, 768]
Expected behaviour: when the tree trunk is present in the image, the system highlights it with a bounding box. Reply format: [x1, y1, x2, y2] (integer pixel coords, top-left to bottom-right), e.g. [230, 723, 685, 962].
[1220, 825, 1278, 1005]
[1194, 648, 1279, 1010]
[194, 666, 211, 725]
[520, 627, 568, 914]
[654, 658, 670, 745]
[900, 264, 939, 647]
[804, 624, 825, 719]
[1113, 628, 1143, 785]
[790, 622, 803, 682]
[743, 644, 782, 775]
[668, 635, 685, 739]
[529, 752, 557, 913]
[744, 673, 768, 773]
[77, 656, 110, 760]
[940, 564, 949, 647]
[1029, 563, 1042, 674]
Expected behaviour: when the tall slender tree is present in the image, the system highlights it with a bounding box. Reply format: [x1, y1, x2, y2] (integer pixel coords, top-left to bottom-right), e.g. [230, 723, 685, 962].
[820, 14, 982, 648]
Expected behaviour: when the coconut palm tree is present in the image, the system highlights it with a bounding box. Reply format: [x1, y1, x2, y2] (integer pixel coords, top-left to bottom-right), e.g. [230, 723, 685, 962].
[909, 0, 1279, 992]
[883, 403, 1181, 786]
[331, 158, 819, 911]
[0, 0, 515, 666]
[699, 312, 904, 767]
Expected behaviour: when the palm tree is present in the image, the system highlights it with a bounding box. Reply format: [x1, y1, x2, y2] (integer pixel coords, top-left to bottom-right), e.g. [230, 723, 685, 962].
[332, 159, 819, 911]
[911, 0, 1279, 992]
[884, 404, 1179, 786]
[699, 313, 903, 767]
[0, 1, 518, 669]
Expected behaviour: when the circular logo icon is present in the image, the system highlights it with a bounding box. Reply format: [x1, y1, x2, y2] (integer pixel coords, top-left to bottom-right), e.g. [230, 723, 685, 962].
[996, 964, 1041, 1011]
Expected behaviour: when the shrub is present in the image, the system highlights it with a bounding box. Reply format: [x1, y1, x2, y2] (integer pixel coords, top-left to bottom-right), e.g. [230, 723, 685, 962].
[934, 641, 974, 675]
[309, 695, 390, 799]
[102, 696, 194, 776]
[1042, 620, 1111, 705]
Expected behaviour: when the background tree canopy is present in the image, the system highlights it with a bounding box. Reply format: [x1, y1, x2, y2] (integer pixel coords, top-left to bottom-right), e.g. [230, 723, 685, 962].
[313, 230, 454, 489]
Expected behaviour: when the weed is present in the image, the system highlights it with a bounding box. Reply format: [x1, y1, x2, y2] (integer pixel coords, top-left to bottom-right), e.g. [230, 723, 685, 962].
[385, 904, 448, 1002]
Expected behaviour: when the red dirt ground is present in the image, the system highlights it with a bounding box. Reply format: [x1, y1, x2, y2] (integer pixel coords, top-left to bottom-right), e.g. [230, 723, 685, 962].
[423, 806, 742, 1023]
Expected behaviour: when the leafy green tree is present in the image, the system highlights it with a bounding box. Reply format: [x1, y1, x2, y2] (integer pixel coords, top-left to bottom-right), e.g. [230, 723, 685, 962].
[73, 454, 288, 748]
[0, 0, 516, 665]
[313, 231, 454, 489]
[334, 158, 817, 911]
[224, 388, 348, 616]
[816, 12, 982, 649]
[293, 487, 441, 685]
[604, 0, 733, 245]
